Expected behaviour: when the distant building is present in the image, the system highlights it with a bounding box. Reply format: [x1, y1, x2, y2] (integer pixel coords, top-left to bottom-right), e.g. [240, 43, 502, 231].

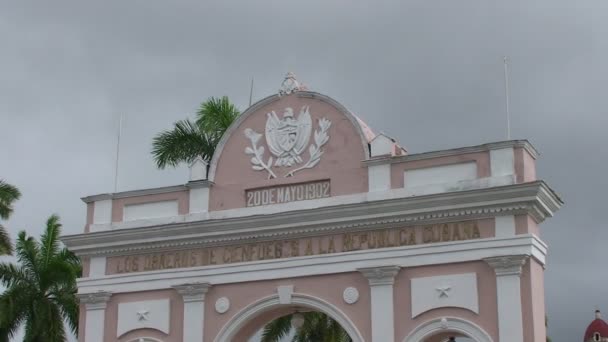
[584, 310, 608, 341]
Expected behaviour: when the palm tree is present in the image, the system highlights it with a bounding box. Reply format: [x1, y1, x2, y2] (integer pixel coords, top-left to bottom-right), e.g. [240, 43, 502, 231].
[0, 180, 21, 255]
[0, 215, 81, 342]
[152, 96, 240, 169]
[261, 312, 352, 342]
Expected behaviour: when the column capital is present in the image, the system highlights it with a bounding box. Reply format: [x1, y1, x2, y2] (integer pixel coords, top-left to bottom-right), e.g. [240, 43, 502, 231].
[358, 266, 401, 286]
[173, 282, 211, 302]
[484, 255, 529, 276]
[78, 291, 112, 310]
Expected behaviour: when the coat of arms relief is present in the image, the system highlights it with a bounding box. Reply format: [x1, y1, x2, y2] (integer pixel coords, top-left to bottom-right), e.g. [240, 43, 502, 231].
[244, 105, 331, 178]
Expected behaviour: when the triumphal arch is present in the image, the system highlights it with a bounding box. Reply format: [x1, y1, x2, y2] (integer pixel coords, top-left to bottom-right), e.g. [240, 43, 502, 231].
[64, 75, 562, 341]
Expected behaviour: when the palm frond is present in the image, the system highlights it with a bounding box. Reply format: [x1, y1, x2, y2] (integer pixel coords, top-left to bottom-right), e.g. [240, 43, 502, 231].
[261, 314, 293, 342]
[15, 231, 39, 281]
[39, 214, 62, 269]
[0, 180, 21, 220]
[0, 224, 12, 255]
[0, 284, 30, 340]
[195, 96, 240, 136]
[151, 119, 215, 169]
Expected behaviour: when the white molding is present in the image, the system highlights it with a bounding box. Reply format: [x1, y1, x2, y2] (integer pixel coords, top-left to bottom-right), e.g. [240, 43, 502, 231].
[79, 291, 111, 342]
[370, 134, 394, 157]
[490, 148, 515, 177]
[403, 317, 494, 342]
[76, 235, 547, 295]
[495, 215, 516, 238]
[215, 297, 230, 314]
[189, 157, 208, 181]
[366, 139, 538, 166]
[93, 200, 112, 225]
[277, 285, 294, 304]
[173, 282, 210, 342]
[359, 266, 400, 342]
[117, 299, 170, 337]
[63, 181, 561, 257]
[343, 287, 359, 305]
[89, 256, 106, 277]
[411, 273, 479, 318]
[484, 255, 529, 342]
[82, 185, 188, 203]
[359, 266, 400, 286]
[405, 162, 477, 189]
[123, 200, 178, 222]
[213, 293, 365, 342]
[368, 164, 391, 192]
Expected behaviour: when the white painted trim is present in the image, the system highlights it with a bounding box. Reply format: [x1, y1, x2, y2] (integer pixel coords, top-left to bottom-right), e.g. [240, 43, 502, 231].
[213, 293, 365, 342]
[490, 148, 515, 177]
[89, 256, 106, 277]
[93, 200, 112, 225]
[403, 317, 494, 342]
[360, 266, 400, 342]
[405, 162, 477, 189]
[75, 235, 546, 295]
[495, 215, 516, 238]
[368, 164, 391, 192]
[64, 181, 561, 257]
[126, 338, 164, 342]
[188, 187, 209, 214]
[410, 273, 479, 318]
[117, 299, 170, 337]
[123, 200, 178, 222]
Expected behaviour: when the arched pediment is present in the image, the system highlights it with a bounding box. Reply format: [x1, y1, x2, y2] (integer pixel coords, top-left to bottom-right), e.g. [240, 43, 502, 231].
[207, 91, 372, 211]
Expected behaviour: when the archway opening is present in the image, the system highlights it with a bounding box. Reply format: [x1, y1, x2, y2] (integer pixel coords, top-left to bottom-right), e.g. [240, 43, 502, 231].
[403, 317, 493, 342]
[421, 332, 476, 342]
[248, 309, 353, 342]
[214, 294, 364, 342]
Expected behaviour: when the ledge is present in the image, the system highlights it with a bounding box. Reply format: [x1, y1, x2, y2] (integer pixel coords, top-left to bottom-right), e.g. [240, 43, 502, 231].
[364, 140, 539, 166]
[81, 184, 189, 203]
[63, 181, 562, 257]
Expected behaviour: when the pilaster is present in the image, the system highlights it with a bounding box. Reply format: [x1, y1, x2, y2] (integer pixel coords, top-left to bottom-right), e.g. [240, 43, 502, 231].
[485, 255, 529, 342]
[173, 282, 211, 341]
[79, 291, 112, 342]
[359, 266, 400, 342]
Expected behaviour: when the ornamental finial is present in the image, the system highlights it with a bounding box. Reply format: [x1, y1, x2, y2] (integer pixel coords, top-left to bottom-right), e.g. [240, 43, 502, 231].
[279, 72, 307, 96]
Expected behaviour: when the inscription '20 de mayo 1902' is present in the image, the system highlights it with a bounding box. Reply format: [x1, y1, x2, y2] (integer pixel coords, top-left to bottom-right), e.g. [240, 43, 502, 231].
[246, 180, 330, 207]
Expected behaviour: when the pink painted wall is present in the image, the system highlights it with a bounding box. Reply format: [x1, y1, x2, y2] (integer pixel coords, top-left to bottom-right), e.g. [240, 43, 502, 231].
[111, 191, 189, 223]
[209, 94, 369, 211]
[514, 147, 537, 183]
[391, 152, 491, 189]
[515, 215, 540, 236]
[520, 258, 546, 342]
[84, 202, 94, 233]
[394, 261, 499, 342]
[204, 272, 372, 342]
[103, 290, 184, 342]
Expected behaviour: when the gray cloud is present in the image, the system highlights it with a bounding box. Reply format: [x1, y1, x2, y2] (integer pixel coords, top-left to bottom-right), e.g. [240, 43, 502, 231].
[0, 1, 604, 341]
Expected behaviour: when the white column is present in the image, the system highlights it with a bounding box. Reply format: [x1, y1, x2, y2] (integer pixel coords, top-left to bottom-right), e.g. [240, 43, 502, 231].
[484, 255, 529, 342]
[359, 266, 400, 342]
[78, 291, 112, 342]
[173, 282, 211, 342]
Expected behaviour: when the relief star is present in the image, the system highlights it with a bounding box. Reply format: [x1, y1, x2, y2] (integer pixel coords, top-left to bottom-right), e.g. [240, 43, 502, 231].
[435, 285, 451, 298]
[136, 310, 149, 321]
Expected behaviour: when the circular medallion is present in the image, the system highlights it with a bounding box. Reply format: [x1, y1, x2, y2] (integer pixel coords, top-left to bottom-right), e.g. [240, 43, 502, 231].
[215, 297, 230, 314]
[343, 287, 359, 304]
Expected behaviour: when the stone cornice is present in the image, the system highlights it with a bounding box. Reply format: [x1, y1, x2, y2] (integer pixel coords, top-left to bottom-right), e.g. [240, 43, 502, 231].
[364, 140, 539, 166]
[64, 181, 562, 257]
[484, 255, 530, 276]
[77, 291, 112, 310]
[172, 282, 211, 302]
[358, 266, 401, 286]
[81, 185, 189, 203]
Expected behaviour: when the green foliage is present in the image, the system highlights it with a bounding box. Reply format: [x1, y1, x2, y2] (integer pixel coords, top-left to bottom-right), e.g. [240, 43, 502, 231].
[152, 96, 240, 169]
[0, 179, 21, 255]
[0, 215, 81, 342]
[261, 312, 352, 342]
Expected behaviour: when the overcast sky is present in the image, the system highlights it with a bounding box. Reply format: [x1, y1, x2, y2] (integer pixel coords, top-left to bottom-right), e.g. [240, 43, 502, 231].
[0, 1, 605, 341]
